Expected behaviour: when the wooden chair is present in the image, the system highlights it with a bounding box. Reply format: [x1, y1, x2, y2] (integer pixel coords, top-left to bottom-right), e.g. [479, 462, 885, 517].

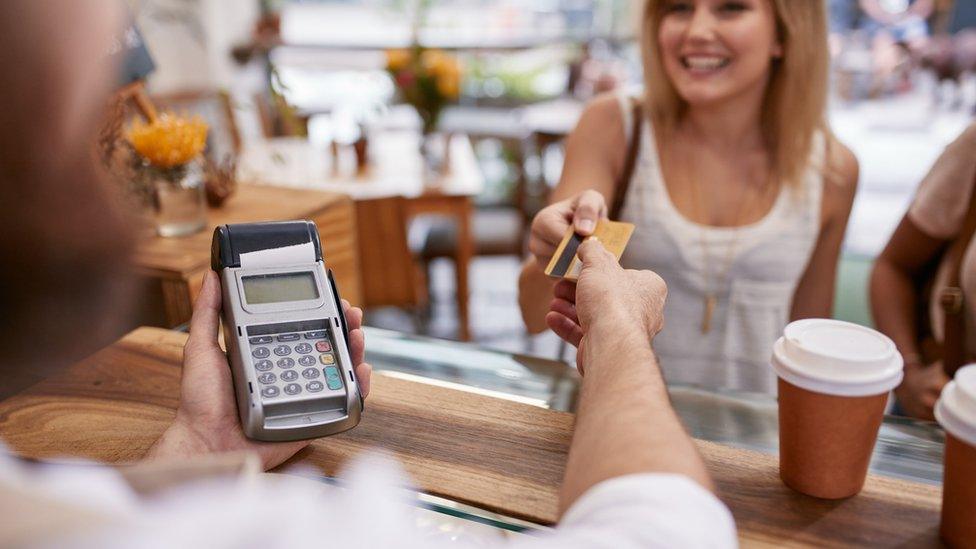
[415, 208, 525, 268]
[413, 136, 530, 331]
[356, 197, 429, 331]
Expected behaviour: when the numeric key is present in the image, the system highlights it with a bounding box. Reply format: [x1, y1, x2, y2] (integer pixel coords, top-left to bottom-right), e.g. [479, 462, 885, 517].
[273, 345, 292, 356]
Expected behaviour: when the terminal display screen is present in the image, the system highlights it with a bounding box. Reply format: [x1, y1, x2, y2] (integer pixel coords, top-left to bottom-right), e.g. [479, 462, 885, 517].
[242, 272, 319, 304]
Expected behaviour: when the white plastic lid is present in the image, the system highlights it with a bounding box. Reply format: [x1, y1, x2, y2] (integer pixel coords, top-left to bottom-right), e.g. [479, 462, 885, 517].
[935, 365, 976, 447]
[770, 319, 904, 397]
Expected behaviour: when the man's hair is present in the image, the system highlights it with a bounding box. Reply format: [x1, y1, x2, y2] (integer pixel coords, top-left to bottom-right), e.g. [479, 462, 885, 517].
[0, 1, 135, 382]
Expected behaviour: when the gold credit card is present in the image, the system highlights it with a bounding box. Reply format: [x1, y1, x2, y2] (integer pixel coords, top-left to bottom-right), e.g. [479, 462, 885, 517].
[544, 220, 635, 280]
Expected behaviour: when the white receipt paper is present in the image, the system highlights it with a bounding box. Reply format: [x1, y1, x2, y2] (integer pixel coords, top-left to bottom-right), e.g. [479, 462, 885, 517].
[239, 242, 316, 268]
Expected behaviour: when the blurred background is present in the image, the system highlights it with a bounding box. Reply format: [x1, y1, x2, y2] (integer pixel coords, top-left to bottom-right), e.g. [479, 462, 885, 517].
[126, 0, 976, 359]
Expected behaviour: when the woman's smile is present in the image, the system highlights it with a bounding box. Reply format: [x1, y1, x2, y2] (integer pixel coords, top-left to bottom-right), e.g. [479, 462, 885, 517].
[680, 54, 732, 75]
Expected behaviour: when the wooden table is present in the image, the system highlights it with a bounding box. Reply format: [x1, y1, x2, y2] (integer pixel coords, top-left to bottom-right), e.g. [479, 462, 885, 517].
[0, 327, 945, 546]
[135, 185, 361, 327]
[237, 132, 483, 340]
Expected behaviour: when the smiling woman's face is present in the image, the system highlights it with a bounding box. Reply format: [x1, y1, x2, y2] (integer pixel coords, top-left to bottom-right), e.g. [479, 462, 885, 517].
[658, 0, 782, 109]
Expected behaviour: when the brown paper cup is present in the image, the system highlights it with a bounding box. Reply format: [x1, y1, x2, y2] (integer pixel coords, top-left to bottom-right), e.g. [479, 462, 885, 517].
[778, 377, 888, 499]
[941, 433, 976, 547]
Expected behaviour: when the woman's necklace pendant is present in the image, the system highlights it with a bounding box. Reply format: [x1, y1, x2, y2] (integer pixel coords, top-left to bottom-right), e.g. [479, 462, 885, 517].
[701, 294, 716, 334]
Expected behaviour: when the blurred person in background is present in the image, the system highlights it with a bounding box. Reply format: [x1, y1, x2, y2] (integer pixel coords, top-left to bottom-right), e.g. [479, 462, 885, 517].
[860, 0, 934, 50]
[859, 0, 934, 95]
[828, 0, 862, 56]
[520, 0, 859, 395]
[871, 122, 976, 420]
[1, 2, 736, 546]
[921, 27, 976, 111]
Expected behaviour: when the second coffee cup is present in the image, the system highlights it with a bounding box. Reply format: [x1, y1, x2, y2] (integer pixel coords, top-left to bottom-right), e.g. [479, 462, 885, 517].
[771, 319, 904, 499]
[934, 365, 976, 547]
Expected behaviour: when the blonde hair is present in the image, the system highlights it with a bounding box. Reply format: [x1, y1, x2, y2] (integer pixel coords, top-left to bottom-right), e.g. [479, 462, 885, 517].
[640, 0, 831, 187]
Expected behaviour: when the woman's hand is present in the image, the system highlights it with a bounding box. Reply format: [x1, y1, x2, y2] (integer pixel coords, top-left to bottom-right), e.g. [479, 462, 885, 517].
[545, 239, 667, 373]
[145, 271, 372, 470]
[528, 190, 608, 268]
[894, 360, 949, 420]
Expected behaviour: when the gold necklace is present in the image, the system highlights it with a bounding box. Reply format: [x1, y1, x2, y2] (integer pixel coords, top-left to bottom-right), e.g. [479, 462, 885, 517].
[683, 152, 773, 334]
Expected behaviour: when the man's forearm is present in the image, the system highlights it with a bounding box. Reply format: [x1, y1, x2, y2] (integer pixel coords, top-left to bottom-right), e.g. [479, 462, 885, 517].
[559, 319, 713, 516]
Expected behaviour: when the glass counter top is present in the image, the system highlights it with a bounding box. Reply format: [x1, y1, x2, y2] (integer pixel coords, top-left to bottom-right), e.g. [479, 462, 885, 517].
[361, 327, 945, 534]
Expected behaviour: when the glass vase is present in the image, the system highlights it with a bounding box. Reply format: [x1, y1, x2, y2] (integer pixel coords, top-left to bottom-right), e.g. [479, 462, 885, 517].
[147, 160, 207, 238]
[420, 131, 452, 187]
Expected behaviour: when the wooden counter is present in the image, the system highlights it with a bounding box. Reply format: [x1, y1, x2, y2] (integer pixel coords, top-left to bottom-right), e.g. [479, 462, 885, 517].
[0, 328, 944, 546]
[134, 185, 361, 327]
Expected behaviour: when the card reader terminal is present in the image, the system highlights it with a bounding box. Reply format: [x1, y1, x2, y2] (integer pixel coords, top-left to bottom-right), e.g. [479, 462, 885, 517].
[211, 221, 362, 441]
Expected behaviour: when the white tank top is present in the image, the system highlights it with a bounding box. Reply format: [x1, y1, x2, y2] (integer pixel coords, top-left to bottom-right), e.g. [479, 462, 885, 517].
[616, 93, 824, 394]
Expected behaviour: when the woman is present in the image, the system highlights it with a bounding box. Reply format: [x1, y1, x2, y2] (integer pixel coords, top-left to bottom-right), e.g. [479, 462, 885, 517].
[520, 0, 859, 394]
[871, 122, 976, 420]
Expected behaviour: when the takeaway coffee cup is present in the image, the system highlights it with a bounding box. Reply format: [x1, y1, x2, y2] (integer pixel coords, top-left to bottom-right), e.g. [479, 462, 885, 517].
[935, 365, 976, 547]
[771, 319, 904, 499]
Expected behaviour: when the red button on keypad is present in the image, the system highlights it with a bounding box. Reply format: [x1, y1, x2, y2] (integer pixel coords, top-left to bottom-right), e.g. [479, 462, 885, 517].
[315, 341, 332, 352]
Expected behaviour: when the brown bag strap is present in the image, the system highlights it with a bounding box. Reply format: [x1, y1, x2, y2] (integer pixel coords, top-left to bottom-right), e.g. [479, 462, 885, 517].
[941, 171, 976, 377]
[609, 99, 643, 221]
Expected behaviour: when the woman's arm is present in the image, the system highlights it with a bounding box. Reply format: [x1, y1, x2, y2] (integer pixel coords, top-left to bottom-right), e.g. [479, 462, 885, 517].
[872, 122, 976, 418]
[870, 217, 946, 362]
[790, 141, 859, 320]
[519, 93, 627, 333]
[870, 216, 949, 419]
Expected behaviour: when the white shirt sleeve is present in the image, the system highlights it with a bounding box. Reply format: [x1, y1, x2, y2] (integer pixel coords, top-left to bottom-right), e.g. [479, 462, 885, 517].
[1, 450, 736, 549]
[512, 474, 737, 549]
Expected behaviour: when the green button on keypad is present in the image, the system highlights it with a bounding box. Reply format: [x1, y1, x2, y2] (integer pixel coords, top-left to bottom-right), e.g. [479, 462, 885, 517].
[324, 366, 343, 390]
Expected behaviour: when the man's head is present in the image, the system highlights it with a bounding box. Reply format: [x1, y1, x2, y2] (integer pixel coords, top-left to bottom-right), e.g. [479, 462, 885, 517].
[0, 1, 135, 392]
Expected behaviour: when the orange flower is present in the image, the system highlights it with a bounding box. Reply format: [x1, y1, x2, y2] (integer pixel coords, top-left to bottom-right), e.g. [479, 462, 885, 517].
[127, 113, 208, 169]
[385, 48, 411, 72]
[436, 70, 460, 99]
[418, 49, 461, 98]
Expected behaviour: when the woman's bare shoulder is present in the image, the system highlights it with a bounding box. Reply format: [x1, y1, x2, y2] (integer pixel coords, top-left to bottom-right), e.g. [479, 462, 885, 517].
[825, 137, 859, 196]
[820, 136, 859, 221]
[573, 93, 629, 144]
[581, 92, 626, 119]
[952, 121, 976, 148]
[564, 92, 631, 175]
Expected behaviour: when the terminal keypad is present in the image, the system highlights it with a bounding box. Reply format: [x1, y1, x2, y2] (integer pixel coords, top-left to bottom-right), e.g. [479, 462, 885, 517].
[247, 326, 345, 401]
